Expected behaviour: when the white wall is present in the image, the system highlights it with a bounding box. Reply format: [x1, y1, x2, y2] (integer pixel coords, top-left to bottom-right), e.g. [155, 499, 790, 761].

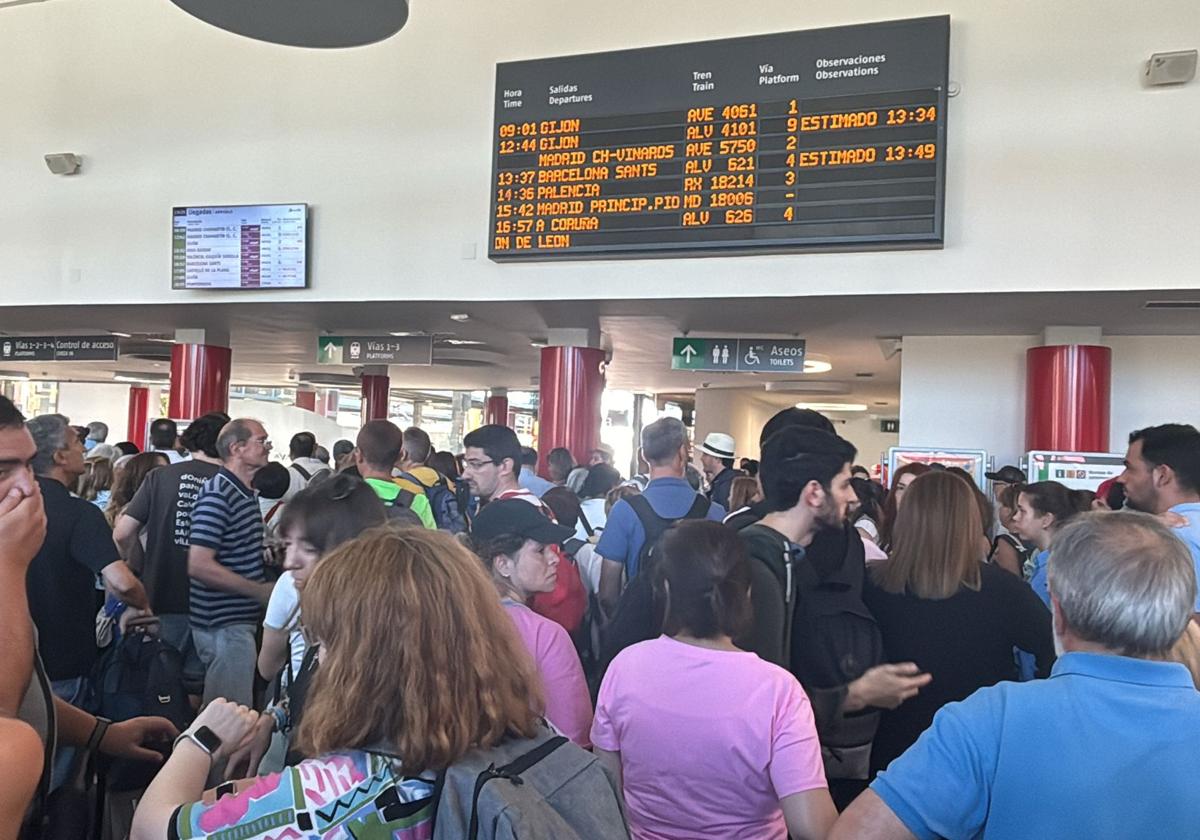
[227, 400, 346, 461]
[55, 382, 132, 443]
[899, 334, 1200, 469]
[1106, 336, 1200, 444]
[50, 383, 345, 455]
[694, 389, 780, 461]
[694, 388, 897, 464]
[2, 0, 1198, 306]
[836, 415, 900, 469]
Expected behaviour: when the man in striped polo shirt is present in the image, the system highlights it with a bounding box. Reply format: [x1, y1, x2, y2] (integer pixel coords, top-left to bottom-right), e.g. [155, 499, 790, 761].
[187, 418, 275, 707]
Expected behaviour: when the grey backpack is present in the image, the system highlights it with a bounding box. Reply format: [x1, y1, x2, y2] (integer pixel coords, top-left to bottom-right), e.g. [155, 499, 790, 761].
[432, 725, 629, 840]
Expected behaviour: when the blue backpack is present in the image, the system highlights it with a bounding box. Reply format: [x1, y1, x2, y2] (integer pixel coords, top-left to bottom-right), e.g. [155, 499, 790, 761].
[407, 470, 467, 533]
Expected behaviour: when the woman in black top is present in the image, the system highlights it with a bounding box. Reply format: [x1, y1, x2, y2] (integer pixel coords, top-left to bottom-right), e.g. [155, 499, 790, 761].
[863, 471, 1055, 776]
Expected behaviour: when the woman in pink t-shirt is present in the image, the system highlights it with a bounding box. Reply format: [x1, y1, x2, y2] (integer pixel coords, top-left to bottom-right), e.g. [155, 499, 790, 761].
[592, 520, 836, 840]
[471, 498, 594, 746]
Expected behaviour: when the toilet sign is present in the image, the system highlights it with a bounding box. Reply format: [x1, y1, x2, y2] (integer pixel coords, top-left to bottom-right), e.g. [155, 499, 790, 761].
[671, 337, 807, 373]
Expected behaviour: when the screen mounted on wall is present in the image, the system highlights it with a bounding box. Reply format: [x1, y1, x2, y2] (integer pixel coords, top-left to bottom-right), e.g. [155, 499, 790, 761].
[172, 203, 308, 289]
[489, 16, 949, 260]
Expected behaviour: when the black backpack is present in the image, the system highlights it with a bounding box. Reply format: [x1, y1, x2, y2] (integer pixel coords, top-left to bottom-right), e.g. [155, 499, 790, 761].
[291, 462, 331, 485]
[383, 487, 425, 528]
[596, 494, 711, 685]
[738, 522, 883, 780]
[93, 628, 194, 791]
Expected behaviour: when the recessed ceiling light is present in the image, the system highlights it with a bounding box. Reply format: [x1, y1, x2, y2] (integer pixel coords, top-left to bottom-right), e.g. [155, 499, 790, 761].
[440, 338, 486, 346]
[389, 331, 427, 337]
[108, 330, 132, 338]
[449, 313, 471, 322]
[0, 370, 30, 381]
[803, 359, 833, 373]
[795, 401, 868, 412]
[530, 340, 548, 349]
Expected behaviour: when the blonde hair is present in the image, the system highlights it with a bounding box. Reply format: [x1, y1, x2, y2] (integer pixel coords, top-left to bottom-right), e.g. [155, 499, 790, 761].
[294, 526, 543, 772]
[871, 471, 982, 599]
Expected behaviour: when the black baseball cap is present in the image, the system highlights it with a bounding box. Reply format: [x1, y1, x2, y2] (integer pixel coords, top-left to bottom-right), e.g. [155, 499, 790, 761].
[985, 465, 1026, 484]
[471, 499, 575, 545]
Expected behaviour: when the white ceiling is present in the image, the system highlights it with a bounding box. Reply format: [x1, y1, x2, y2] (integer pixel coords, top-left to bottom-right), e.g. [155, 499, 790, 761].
[0, 290, 1196, 408]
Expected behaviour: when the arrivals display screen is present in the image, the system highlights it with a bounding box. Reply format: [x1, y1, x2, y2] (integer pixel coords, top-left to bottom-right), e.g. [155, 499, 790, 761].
[489, 16, 949, 260]
[172, 204, 308, 289]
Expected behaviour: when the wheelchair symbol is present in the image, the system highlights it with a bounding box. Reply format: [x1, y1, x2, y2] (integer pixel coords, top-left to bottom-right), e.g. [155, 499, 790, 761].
[743, 345, 761, 367]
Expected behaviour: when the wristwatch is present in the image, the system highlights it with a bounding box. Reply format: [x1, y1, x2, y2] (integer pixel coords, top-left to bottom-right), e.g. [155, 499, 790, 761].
[175, 725, 222, 759]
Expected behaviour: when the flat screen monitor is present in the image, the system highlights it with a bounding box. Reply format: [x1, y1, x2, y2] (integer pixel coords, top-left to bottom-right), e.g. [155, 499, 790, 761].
[489, 16, 949, 260]
[172, 203, 308, 289]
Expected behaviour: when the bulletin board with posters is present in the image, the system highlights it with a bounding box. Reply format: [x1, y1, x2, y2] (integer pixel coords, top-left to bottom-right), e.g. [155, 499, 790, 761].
[1025, 451, 1125, 491]
[887, 447, 990, 488]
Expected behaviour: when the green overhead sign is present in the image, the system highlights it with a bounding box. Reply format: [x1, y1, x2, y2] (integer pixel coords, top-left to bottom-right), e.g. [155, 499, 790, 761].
[672, 337, 807, 373]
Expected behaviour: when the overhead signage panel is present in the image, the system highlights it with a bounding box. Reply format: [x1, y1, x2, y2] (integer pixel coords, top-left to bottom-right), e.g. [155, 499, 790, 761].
[672, 337, 806, 372]
[0, 335, 119, 362]
[317, 336, 433, 365]
[490, 16, 950, 260]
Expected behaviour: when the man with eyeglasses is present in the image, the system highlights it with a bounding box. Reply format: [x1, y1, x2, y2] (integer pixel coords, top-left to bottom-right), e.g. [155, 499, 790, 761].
[187, 418, 274, 708]
[462, 424, 531, 509]
[463, 424, 587, 634]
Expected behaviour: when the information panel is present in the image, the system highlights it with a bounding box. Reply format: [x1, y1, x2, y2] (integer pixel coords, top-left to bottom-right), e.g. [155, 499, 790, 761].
[489, 16, 949, 260]
[172, 204, 307, 289]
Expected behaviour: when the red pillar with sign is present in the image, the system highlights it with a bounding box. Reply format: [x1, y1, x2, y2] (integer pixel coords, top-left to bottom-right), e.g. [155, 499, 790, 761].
[1025, 345, 1111, 452]
[537, 346, 605, 472]
[485, 393, 510, 427]
[295, 389, 317, 412]
[126, 386, 150, 450]
[168, 344, 232, 419]
[360, 371, 390, 424]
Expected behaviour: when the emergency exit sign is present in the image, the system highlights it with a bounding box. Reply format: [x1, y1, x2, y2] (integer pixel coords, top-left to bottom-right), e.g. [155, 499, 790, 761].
[671, 337, 807, 373]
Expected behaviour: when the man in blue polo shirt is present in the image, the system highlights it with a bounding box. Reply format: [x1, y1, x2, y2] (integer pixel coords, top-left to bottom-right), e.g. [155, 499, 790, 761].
[830, 512, 1200, 839]
[187, 418, 275, 707]
[1118, 423, 1200, 618]
[596, 417, 725, 614]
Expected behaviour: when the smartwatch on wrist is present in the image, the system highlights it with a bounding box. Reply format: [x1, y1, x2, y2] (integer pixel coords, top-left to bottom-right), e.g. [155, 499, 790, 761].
[175, 725, 222, 759]
[86, 716, 112, 754]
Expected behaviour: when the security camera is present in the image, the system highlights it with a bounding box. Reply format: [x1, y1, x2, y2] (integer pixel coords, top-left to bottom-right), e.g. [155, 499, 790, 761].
[44, 153, 82, 175]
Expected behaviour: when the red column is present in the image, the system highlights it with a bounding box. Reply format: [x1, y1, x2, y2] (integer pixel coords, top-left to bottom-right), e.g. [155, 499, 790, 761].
[1026, 345, 1111, 452]
[323, 389, 340, 419]
[538, 346, 605, 472]
[169, 344, 231, 419]
[360, 374, 390, 424]
[126, 386, 149, 450]
[485, 394, 510, 427]
[295, 389, 317, 411]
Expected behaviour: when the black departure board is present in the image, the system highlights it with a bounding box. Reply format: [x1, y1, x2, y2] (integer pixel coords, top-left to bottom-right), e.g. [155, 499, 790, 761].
[489, 16, 949, 261]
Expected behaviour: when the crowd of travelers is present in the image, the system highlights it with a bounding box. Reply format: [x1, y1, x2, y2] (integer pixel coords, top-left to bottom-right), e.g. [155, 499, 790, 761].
[2, 393, 1199, 838]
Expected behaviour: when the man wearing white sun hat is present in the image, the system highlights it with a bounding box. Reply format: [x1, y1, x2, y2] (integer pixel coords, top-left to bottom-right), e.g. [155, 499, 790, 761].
[699, 431, 742, 510]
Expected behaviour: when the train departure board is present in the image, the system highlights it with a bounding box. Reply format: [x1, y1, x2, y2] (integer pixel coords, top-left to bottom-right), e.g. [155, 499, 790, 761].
[489, 16, 949, 261]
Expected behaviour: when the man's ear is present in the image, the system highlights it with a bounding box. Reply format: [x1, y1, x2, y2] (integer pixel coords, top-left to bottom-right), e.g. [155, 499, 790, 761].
[1050, 593, 1065, 638]
[800, 479, 824, 509]
[1155, 463, 1177, 490]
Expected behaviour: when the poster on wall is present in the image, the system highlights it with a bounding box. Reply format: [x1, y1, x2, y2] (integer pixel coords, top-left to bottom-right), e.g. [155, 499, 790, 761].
[1025, 451, 1125, 491]
[887, 447, 990, 488]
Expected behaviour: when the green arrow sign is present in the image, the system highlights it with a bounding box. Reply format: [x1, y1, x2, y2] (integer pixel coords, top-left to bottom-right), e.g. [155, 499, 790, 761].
[672, 337, 806, 373]
[317, 336, 344, 364]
